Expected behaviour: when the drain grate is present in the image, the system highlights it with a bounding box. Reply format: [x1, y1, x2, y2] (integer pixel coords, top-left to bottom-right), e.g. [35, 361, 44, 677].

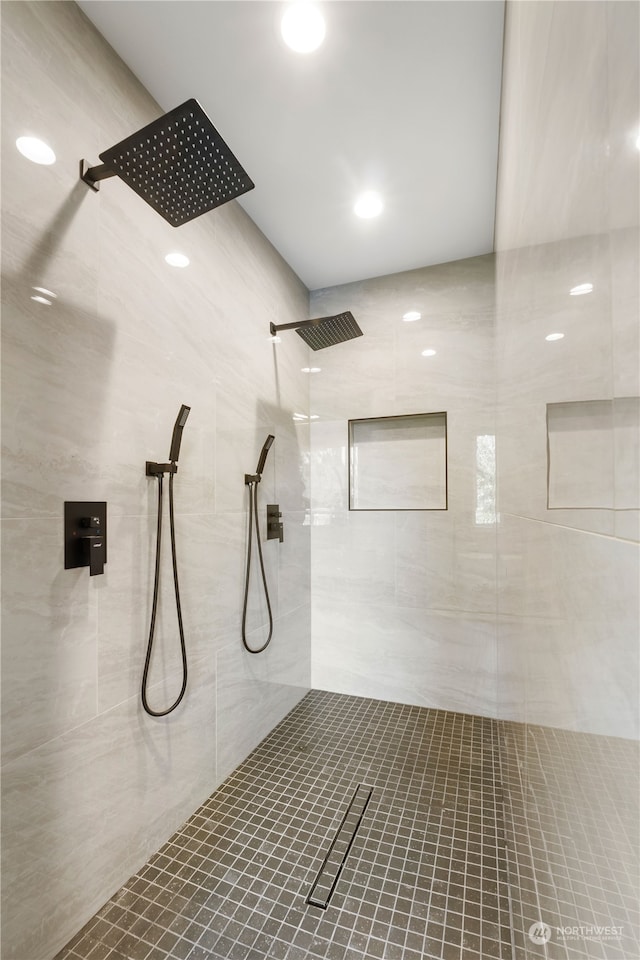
[306, 784, 373, 909]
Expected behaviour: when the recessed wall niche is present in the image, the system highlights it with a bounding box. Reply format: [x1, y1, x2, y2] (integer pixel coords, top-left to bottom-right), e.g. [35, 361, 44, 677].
[547, 397, 640, 509]
[348, 412, 447, 510]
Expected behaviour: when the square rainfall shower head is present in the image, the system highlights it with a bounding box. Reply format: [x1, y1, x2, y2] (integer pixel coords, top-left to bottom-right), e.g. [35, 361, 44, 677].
[81, 99, 254, 226]
[295, 312, 363, 350]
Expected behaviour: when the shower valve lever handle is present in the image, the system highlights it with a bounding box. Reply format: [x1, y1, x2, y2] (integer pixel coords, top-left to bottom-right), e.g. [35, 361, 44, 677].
[81, 516, 101, 530]
[83, 535, 105, 576]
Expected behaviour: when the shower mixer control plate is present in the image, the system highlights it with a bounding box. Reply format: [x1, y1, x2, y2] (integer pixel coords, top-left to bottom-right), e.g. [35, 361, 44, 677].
[266, 504, 284, 542]
[64, 501, 107, 576]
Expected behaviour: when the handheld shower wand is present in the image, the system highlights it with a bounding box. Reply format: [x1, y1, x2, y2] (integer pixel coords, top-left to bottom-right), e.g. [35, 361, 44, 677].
[242, 435, 275, 654]
[142, 405, 191, 716]
[255, 434, 275, 478]
[169, 404, 190, 463]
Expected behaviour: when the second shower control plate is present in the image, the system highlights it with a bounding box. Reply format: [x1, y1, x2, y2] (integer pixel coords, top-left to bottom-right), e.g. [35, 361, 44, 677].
[266, 504, 284, 542]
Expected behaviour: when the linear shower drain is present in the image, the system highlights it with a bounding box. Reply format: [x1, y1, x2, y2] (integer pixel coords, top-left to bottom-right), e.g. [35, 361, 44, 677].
[306, 784, 373, 909]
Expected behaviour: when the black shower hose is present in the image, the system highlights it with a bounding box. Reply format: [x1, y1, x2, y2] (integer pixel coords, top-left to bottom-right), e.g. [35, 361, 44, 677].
[241, 479, 273, 654]
[141, 471, 188, 716]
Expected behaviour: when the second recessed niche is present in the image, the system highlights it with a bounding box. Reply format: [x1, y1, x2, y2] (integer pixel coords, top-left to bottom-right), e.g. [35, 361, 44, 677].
[547, 397, 639, 509]
[349, 412, 447, 511]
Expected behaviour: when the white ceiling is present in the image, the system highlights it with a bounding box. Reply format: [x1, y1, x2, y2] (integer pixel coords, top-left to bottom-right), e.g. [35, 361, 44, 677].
[78, 1, 505, 291]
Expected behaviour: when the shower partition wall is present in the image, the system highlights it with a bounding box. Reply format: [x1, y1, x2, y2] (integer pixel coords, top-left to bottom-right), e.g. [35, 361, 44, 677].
[495, 1, 640, 956]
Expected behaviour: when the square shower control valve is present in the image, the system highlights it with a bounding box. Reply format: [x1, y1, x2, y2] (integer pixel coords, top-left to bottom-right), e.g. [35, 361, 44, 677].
[266, 504, 284, 542]
[64, 501, 107, 576]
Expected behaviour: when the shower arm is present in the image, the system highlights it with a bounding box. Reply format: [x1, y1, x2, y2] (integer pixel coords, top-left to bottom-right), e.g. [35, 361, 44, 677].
[79, 160, 117, 192]
[270, 317, 329, 335]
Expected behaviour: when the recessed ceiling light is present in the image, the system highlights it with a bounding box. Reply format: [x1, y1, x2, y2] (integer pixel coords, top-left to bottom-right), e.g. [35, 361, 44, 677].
[545, 333, 565, 341]
[165, 252, 190, 268]
[32, 286, 57, 298]
[16, 136, 56, 165]
[402, 311, 421, 322]
[570, 283, 593, 296]
[354, 191, 383, 219]
[281, 2, 326, 53]
[31, 295, 52, 305]
[301, 367, 321, 373]
[421, 349, 437, 357]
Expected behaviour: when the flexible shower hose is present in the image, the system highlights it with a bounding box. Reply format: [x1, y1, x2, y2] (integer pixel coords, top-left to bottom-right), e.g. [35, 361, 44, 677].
[241, 479, 273, 654]
[141, 472, 188, 715]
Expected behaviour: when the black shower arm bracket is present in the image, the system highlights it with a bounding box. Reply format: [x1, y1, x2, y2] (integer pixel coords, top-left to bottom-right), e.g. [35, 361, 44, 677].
[80, 159, 118, 192]
[270, 317, 331, 335]
[146, 461, 178, 477]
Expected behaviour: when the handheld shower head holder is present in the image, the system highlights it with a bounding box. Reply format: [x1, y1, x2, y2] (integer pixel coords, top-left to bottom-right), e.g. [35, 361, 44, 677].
[146, 404, 191, 478]
[245, 435, 275, 485]
[146, 461, 178, 477]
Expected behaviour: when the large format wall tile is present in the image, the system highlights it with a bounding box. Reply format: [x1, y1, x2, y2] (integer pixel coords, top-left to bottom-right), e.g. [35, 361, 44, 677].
[312, 599, 496, 716]
[497, 610, 639, 739]
[612, 229, 640, 400]
[496, 2, 610, 252]
[2, 658, 216, 960]
[496, 513, 639, 740]
[395, 511, 496, 615]
[312, 509, 397, 606]
[216, 604, 311, 783]
[497, 512, 638, 623]
[1, 519, 98, 763]
[310, 256, 497, 716]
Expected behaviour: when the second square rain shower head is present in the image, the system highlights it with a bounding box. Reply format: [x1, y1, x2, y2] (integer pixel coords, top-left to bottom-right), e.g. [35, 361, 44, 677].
[80, 99, 254, 226]
[270, 312, 363, 351]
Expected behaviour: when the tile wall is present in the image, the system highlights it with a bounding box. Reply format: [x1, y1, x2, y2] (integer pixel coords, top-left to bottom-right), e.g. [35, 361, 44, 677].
[495, 0, 639, 953]
[309, 255, 497, 717]
[1, 4, 311, 959]
[495, 0, 639, 740]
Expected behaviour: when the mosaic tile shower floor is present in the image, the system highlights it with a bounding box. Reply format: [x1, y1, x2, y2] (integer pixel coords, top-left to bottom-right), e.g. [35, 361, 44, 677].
[500, 722, 640, 960]
[55, 690, 512, 960]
